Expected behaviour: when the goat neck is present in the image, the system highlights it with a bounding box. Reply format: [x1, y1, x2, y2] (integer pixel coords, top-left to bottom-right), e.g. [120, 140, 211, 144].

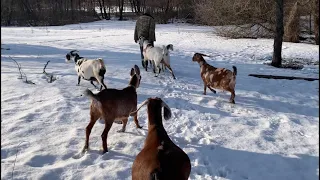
[197, 57, 207, 67]
[145, 100, 170, 143]
[74, 53, 83, 63]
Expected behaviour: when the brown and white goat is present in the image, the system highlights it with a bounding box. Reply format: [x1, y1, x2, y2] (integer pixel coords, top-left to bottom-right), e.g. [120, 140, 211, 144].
[192, 53, 237, 104]
[131, 97, 191, 180]
[83, 65, 142, 154]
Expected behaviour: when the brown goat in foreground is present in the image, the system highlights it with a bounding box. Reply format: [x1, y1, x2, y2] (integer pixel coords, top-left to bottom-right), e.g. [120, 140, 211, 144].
[131, 97, 191, 180]
[83, 65, 142, 154]
[192, 53, 237, 104]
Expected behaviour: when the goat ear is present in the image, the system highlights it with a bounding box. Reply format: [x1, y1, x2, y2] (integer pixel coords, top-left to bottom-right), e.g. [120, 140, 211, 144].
[161, 100, 172, 120]
[130, 68, 135, 76]
[134, 65, 140, 75]
[166, 44, 173, 51]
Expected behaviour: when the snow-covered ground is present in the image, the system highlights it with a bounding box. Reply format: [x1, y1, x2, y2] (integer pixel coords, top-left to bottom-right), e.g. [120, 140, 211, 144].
[1, 20, 319, 180]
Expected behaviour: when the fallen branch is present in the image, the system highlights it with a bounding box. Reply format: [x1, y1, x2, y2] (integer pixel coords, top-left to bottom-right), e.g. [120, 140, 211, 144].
[248, 74, 319, 81]
[8, 56, 23, 79]
[8, 56, 35, 84]
[43, 60, 56, 83]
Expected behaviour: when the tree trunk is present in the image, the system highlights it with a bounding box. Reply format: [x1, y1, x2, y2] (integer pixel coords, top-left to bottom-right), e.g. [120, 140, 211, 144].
[271, 0, 284, 68]
[118, 0, 124, 20]
[98, 0, 104, 19]
[102, 0, 108, 19]
[313, 0, 319, 45]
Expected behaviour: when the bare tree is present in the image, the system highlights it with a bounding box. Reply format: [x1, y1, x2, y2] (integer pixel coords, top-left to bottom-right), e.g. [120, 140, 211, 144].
[271, 0, 284, 67]
[313, 0, 319, 44]
[117, 0, 125, 20]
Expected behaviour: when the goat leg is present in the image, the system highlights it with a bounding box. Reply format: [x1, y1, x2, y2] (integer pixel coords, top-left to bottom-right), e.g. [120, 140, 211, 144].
[207, 86, 216, 94]
[101, 81, 107, 90]
[133, 114, 142, 129]
[203, 83, 207, 95]
[145, 60, 148, 71]
[83, 120, 97, 153]
[117, 118, 128, 132]
[167, 66, 176, 79]
[101, 121, 113, 154]
[162, 61, 176, 79]
[77, 76, 81, 86]
[229, 89, 236, 104]
[90, 81, 98, 89]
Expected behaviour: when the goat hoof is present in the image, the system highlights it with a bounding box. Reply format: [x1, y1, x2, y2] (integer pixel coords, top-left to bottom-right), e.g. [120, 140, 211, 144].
[230, 100, 235, 104]
[137, 125, 142, 129]
[101, 148, 108, 154]
[81, 147, 88, 153]
[203, 93, 206, 95]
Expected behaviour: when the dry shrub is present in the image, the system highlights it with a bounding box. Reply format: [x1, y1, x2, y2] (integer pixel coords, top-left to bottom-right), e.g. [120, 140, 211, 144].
[194, 0, 275, 38]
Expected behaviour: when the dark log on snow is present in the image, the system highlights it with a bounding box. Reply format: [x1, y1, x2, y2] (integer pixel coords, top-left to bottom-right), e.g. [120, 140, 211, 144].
[248, 74, 319, 81]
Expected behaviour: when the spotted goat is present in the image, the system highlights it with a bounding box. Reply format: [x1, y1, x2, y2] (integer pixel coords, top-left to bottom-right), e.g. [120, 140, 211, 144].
[192, 53, 237, 104]
[65, 50, 107, 91]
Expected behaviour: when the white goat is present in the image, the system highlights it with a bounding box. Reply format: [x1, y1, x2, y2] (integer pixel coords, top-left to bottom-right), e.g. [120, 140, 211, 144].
[65, 50, 107, 90]
[142, 41, 176, 79]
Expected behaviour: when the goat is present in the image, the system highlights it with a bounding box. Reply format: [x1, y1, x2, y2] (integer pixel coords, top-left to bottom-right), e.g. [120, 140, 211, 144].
[192, 53, 237, 104]
[131, 97, 191, 180]
[143, 41, 176, 79]
[65, 50, 107, 91]
[139, 36, 153, 69]
[83, 65, 142, 154]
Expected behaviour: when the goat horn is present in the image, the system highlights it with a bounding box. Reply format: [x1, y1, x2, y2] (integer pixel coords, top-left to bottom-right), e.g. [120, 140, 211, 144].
[196, 53, 211, 57]
[70, 50, 79, 55]
[129, 98, 149, 116]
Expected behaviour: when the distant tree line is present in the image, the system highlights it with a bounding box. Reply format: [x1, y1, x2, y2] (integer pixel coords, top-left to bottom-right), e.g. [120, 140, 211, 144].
[1, 0, 318, 44]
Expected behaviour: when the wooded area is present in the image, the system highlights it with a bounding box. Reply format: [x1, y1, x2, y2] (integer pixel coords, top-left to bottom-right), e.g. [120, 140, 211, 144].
[1, 0, 319, 69]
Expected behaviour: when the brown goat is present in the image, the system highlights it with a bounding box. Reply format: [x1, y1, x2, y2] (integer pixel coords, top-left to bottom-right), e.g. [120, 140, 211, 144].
[83, 65, 142, 154]
[192, 53, 237, 104]
[131, 97, 191, 180]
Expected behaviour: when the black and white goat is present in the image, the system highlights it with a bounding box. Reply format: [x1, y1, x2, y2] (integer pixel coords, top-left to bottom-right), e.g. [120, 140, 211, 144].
[65, 50, 107, 91]
[142, 41, 176, 79]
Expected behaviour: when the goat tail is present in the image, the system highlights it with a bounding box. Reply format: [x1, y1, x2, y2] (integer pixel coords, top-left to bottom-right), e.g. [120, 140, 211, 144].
[232, 66, 237, 76]
[129, 99, 149, 116]
[84, 89, 100, 101]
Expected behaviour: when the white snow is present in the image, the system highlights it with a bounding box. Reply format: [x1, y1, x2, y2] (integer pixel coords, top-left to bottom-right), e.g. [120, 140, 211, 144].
[1, 20, 319, 180]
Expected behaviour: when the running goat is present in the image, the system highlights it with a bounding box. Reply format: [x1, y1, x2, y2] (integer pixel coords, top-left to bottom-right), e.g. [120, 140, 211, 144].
[192, 53, 237, 104]
[65, 50, 107, 90]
